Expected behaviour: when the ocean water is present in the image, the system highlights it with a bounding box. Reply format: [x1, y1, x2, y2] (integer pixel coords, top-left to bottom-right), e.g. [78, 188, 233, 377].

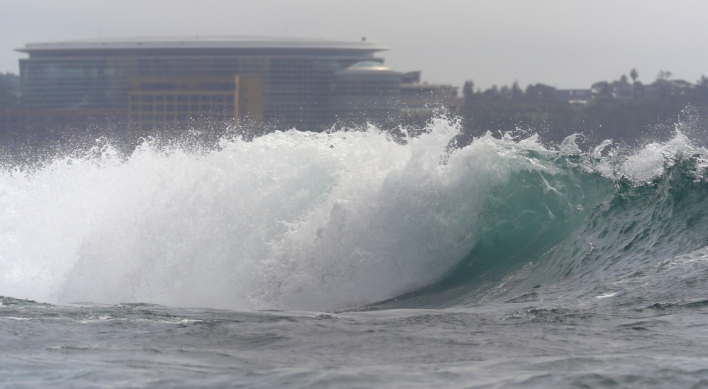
[2, 118, 708, 388]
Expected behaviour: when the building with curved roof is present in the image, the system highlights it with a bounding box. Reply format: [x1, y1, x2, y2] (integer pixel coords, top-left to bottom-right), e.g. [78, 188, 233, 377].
[16, 37, 389, 130]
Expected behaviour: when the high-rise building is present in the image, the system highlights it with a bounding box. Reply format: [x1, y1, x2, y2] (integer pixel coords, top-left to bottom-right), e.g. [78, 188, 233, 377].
[16, 36, 388, 130]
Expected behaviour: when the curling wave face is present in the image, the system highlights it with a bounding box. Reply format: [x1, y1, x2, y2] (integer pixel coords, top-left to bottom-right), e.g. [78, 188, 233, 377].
[1, 118, 707, 311]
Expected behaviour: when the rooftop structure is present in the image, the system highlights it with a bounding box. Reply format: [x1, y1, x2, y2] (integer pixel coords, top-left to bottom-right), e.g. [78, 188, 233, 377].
[399, 71, 459, 117]
[17, 36, 387, 54]
[17, 37, 388, 130]
[557, 89, 592, 104]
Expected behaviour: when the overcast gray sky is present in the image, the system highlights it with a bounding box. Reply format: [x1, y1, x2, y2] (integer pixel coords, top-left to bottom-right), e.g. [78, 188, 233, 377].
[1, 0, 707, 90]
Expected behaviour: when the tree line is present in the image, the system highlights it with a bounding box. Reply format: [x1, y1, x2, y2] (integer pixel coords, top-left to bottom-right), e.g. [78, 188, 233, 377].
[457, 70, 708, 147]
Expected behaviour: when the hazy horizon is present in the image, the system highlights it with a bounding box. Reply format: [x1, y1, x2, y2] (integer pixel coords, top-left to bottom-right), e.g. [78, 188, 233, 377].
[2, 0, 708, 90]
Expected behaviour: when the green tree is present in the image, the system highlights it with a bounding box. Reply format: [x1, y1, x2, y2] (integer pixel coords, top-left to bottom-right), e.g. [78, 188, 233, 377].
[525, 83, 558, 102]
[463, 80, 475, 105]
[657, 70, 672, 82]
[457, 72, 708, 148]
[511, 81, 523, 99]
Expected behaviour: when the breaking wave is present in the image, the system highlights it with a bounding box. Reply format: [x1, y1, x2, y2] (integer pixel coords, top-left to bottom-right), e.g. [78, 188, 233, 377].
[1, 117, 708, 311]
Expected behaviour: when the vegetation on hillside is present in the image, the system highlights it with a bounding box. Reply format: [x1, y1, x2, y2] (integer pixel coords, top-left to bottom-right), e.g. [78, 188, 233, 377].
[458, 70, 708, 146]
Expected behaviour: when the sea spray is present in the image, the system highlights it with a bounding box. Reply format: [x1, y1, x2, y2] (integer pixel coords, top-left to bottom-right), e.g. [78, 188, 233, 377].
[2, 117, 708, 311]
[0, 120, 519, 309]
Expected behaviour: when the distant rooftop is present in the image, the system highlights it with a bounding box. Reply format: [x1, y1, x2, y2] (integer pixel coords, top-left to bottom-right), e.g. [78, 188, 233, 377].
[336, 61, 401, 81]
[346, 61, 392, 71]
[16, 36, 388, 54]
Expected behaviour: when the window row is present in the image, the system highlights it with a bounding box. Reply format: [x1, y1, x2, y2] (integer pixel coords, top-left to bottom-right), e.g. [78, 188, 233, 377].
[130, 94, 235, 103]
[130, 113, 231, 122]
[130, 104, 234, 112]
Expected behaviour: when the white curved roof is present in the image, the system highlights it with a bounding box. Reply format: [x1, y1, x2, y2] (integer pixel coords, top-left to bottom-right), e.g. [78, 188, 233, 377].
[17, 36, 388, 53]
[347, 61, 393, 71]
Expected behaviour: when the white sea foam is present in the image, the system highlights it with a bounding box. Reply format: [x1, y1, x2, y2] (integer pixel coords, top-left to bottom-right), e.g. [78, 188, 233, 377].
[619, 131, 708, 183]
[0, 119, 703, 311]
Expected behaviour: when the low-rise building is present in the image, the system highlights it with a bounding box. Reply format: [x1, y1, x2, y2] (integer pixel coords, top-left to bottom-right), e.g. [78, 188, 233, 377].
[399, 71, 459, 118]
[557, 89, 592, 104]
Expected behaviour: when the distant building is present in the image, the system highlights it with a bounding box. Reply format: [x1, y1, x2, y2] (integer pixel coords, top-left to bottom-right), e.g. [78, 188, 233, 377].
[401, 71, 421, 84]
[331, 61, 402, 124]
[15, 36, 389, 133]
[0, 108, 125, 141]
[126, 74, 262, 134]
[399, 71, 458, 117]
[0, 73, 21, 97]
[557, 89, 592, 104]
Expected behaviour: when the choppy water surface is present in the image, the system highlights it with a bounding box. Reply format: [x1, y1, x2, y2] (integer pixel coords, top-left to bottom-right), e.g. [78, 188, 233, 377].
[2, 118, 708, 388]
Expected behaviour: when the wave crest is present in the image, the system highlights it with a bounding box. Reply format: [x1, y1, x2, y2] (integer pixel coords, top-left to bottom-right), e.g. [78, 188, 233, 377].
[1, 118, 707, 311]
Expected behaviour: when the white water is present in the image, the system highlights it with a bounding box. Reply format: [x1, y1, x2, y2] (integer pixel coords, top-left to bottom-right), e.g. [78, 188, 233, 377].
[0, 119, 703, 311]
